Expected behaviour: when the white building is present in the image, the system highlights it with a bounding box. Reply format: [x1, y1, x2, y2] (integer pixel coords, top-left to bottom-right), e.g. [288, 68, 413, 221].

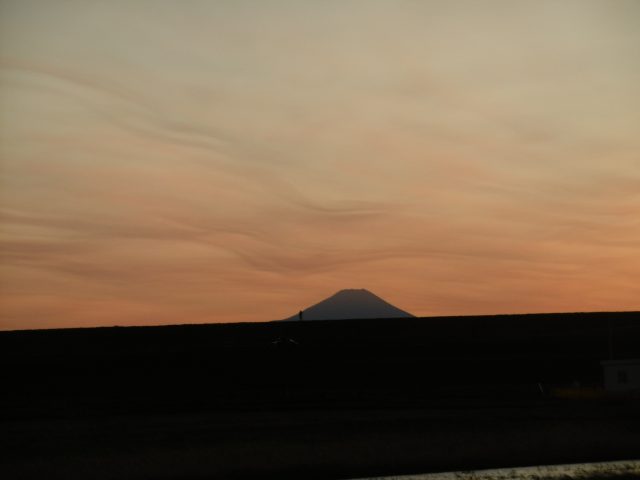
[601, 359, 640, 393]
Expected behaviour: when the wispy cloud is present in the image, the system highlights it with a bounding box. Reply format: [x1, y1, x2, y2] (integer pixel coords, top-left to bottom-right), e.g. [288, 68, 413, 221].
[1, 0, 639, 329]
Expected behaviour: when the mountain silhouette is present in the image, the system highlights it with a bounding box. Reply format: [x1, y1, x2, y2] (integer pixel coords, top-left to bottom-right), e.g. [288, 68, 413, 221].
[283, 289, 414, 321]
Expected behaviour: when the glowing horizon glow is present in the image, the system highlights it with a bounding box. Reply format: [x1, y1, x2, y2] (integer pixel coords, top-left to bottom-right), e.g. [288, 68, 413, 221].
[1, 1, 639, 330]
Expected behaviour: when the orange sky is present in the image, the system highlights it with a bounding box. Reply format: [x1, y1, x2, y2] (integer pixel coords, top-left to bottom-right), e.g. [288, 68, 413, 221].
[1, 1, 639, 330]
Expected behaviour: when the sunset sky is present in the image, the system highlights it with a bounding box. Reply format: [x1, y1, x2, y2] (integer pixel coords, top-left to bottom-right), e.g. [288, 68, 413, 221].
[1, 0, 639, 330]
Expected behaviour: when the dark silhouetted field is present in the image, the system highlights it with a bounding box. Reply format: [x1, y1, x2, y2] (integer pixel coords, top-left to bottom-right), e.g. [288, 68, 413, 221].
[1, 311, 639, 479]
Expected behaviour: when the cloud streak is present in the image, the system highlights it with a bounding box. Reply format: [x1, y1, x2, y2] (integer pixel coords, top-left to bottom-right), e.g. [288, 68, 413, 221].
[1, 0, 639, 329]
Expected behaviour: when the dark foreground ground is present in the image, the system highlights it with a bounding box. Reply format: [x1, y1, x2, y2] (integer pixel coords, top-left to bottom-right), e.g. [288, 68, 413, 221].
[1, 311, 639, 479]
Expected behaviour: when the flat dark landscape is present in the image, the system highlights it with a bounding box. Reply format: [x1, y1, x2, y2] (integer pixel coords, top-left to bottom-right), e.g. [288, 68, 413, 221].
[2, 311, 640, 479]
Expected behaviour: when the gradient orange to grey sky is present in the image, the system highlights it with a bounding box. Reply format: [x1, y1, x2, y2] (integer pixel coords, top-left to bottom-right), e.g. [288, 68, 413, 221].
[1, 1, 639, 330]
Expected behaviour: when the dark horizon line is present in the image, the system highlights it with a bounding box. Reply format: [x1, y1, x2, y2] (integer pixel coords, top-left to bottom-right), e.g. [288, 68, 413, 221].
[1, 309, 638, 334]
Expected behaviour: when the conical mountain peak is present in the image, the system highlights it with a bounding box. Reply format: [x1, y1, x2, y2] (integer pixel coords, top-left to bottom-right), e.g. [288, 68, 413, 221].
[284, 289, 414, 321]
[334, 288, 373, 295]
